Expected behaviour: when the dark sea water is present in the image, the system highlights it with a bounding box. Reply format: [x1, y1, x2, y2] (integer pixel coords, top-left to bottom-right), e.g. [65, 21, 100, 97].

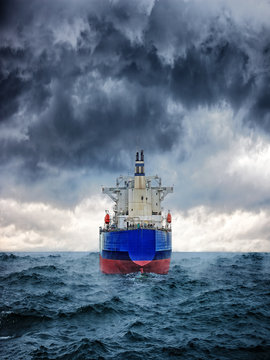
[0, 252, 270, 360]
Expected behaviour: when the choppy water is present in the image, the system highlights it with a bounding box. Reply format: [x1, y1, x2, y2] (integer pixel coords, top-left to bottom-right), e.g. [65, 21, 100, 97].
[0, 252, 270, 360]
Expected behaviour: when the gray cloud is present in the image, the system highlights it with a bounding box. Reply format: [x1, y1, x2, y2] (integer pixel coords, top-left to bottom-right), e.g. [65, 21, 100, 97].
[0, 0, 270, 208]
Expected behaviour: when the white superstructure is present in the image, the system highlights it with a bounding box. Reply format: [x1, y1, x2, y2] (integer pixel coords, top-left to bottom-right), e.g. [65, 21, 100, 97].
[102, 150, 173, 229]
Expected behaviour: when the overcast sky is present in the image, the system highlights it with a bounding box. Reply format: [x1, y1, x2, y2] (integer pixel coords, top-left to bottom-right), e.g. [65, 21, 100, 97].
[0, 0, 270, 252]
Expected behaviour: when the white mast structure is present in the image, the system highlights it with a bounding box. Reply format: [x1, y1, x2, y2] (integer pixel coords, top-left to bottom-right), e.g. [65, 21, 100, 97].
[102, 150, 173, 229]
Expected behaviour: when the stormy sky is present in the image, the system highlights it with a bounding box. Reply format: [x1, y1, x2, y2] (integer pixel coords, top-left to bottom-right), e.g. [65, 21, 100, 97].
[1, 0, 270, 251]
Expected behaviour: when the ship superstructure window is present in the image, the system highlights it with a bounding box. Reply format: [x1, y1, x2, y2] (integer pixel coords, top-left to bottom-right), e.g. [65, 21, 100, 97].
[141, 196, 144, 200]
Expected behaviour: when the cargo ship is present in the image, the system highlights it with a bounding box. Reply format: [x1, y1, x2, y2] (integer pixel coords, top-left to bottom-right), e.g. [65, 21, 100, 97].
[99, 150, 173, 274]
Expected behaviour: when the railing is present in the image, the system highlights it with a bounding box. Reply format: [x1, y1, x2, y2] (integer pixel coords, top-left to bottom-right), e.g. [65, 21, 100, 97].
[100, 225, 171, 233]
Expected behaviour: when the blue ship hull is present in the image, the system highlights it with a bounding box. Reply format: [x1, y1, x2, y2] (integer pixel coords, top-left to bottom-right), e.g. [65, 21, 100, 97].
[99, 229, 172, 274]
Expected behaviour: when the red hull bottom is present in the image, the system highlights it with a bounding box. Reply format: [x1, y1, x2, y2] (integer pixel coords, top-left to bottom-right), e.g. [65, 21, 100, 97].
[100, 256, 171, 274]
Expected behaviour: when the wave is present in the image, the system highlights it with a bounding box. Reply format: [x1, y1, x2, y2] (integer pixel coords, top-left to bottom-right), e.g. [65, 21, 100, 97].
[240, 253, 265, 261]
[58, 296, 124, 318]
[29, 265, 58, 271]
[124, 330, 150, 342]
[2, 271, 47, 283]
[116, 349, 153, 360]
[31, 338, 109, 360]
[1, 270, 65, 287]
[0, 253, 31, 261]
[129, 320, 144, 329]
[0, 310, 52, 336]
[26, 265, 66, 275]
[1, 252, 269, 360]
[0, 335, 13, 340]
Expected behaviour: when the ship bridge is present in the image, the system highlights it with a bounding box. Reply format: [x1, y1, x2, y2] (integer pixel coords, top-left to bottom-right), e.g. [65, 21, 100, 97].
[102, 150, 173, 230]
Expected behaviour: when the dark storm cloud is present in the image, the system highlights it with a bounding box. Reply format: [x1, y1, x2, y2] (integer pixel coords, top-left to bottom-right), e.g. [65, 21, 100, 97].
[0, 0, 269, 179]
[248, 76, 270, 132]
[170, 41, 252, 109]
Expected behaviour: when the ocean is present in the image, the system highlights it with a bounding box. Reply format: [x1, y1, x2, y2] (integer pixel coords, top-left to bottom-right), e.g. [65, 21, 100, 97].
[0, 252, 269, 360]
